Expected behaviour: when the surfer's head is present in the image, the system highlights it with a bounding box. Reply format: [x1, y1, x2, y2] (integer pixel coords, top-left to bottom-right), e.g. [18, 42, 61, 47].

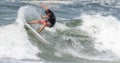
[45, 9, 53, 16]
[45, 10, 49, 14]
[45, 9, 52, 14]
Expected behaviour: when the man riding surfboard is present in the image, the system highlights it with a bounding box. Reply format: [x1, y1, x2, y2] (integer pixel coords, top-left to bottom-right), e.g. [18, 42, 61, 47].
[28, 3, 56, 33]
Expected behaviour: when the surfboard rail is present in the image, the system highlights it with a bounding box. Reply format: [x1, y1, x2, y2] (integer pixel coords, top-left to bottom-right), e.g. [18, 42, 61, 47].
[25, 22, 50, 45]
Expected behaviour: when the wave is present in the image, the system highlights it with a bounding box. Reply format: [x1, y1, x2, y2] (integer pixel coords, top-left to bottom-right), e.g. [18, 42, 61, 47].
[75, 0, 115, 4]
[22, 1, 73, 4]
[43, 14, 120, 61]
[15, 5, 120, 61]
[2, 0, 73, 4]
[3, 4, 120, 61]
[0, 6, 41, 60]
[79, 14, 120, 60]
[74, 0, 120, 9]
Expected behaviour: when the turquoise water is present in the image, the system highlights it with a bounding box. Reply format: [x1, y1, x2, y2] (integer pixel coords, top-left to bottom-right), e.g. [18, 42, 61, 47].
[0, 0, 120, 63]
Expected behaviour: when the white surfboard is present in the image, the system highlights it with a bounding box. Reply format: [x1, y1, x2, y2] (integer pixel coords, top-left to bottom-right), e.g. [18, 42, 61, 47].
[25, 22, 50, 45]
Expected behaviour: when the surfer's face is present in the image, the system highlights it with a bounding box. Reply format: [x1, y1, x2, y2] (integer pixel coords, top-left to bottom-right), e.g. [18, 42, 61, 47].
[46, 13, 51, 16]
[45, 10, 49, 14]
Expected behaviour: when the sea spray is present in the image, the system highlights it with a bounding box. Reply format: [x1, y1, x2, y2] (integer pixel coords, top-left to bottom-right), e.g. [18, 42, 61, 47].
[16, 6, 40, 27]
[80, 14, 120, 59]
[51, 14, 120, 61]
[0, 6, 41, 59]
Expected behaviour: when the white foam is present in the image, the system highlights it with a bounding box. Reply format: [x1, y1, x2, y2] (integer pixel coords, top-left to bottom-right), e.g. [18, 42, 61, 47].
[16, 6, 40, 24]
[0, 6, 41, 59]
[0, 24, 39, 59]
[45, 22, 70, 33]
[80, 14, 120, 58]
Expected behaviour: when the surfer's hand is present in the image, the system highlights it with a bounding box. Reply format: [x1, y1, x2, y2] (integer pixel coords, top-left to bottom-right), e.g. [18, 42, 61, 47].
[40, 3, 49, 10]
[40, 3, 45, 7]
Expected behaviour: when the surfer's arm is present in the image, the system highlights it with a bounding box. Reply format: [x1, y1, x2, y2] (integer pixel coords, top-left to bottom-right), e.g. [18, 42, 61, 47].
[37, 23, 46, 33]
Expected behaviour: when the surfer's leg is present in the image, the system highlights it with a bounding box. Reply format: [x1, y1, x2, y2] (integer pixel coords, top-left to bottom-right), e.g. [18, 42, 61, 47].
[28, 20, 40, 24]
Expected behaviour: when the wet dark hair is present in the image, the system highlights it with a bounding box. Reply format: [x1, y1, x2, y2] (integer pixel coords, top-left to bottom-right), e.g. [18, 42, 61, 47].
[45, 9, 52, 14]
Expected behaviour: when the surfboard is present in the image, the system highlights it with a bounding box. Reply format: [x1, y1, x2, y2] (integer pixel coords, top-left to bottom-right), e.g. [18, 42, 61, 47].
[25, 22, 50, 45]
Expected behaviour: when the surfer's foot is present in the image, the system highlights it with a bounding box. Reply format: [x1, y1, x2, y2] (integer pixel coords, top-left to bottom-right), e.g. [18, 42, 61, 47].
[28, 22, 31, 24]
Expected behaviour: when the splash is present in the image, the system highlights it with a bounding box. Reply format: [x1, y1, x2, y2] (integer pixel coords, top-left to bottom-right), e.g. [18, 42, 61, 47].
[51, 14, 120, 61]
[0, 6, 41, 59]
[80, 14, 120, 59]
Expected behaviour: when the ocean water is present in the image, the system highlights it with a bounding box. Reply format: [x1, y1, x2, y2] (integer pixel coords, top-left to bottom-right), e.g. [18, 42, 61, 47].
[0, 0, 120, 63]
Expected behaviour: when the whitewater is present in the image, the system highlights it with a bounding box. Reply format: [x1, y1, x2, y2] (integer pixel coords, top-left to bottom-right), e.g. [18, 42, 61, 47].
[0, 7, 40, 60]
[0, 0, 120, 63]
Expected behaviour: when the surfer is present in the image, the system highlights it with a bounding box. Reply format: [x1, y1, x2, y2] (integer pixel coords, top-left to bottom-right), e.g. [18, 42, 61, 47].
[28, 3, 56, 33]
